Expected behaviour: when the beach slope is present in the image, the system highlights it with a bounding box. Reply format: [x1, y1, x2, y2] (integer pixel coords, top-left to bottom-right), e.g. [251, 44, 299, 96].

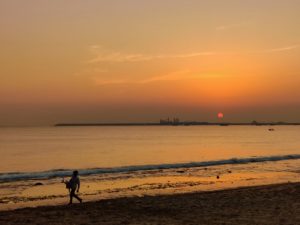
[1, 182, 300, 225]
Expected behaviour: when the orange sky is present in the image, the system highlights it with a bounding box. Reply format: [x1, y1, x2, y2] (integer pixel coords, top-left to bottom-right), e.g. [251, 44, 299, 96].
[0, 0, 300, 125]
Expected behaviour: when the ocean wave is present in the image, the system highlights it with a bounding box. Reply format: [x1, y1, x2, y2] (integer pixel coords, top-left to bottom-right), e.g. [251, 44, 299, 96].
[1, 154, 300, 182]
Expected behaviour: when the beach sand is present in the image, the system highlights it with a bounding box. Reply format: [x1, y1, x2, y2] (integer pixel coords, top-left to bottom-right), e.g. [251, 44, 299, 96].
[1, 182, 299, 225]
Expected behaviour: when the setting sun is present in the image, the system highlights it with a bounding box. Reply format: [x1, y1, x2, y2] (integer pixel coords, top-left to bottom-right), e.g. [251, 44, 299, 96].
[218, 112, 224, 119]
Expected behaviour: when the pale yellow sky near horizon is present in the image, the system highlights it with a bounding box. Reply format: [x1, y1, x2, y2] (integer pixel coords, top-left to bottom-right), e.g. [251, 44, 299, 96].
[0, 0, 300, 125]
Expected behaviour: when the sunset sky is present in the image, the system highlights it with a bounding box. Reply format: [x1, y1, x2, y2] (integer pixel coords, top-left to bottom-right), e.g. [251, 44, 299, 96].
[1, 0, 300, 126]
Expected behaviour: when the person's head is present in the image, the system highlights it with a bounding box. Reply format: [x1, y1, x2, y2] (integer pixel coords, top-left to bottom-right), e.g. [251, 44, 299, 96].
[72, 170, 79, 177]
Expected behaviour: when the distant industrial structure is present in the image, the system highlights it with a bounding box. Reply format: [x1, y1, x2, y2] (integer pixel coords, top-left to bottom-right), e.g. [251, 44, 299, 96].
[160, 118, 180, 125]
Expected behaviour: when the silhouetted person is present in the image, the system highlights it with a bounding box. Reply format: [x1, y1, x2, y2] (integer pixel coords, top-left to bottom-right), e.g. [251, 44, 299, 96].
[65, 170, 82, 204]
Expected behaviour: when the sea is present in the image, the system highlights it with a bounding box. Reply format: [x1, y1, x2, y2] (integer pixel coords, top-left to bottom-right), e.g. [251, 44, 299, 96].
[1, 125, 300, 209]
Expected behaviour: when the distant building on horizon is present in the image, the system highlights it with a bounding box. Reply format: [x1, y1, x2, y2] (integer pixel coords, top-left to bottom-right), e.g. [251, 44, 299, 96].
[160, 117, 180, 125]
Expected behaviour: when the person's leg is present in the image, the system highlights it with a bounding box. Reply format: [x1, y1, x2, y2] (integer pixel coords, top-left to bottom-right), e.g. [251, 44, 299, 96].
[69, 189, 75, 204]
[73, 192, 82, 203]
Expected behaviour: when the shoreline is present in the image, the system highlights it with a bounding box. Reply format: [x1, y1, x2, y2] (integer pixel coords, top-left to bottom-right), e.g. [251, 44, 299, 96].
[1, 182, 300, 224]
[1, 159, 300, 211]
[2, 154, 300, 182]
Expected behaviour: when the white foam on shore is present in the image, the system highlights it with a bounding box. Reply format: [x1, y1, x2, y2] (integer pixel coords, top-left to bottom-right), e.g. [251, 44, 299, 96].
[1, 154, 300, 182]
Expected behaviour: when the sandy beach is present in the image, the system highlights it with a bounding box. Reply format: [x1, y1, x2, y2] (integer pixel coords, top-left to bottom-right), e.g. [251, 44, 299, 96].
[1, 182, 299, 225]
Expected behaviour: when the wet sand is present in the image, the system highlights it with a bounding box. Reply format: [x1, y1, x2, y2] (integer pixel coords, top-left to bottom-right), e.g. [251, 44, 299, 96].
[1, 182, 300, 225]
[2, 159, 300, 211]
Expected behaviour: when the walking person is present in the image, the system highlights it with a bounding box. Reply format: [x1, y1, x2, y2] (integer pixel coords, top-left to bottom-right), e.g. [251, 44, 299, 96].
[64, 170, 82, 205]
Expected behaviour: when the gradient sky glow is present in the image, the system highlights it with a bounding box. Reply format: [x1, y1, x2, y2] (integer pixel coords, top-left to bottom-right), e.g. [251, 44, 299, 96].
[1, 0, 300, 125]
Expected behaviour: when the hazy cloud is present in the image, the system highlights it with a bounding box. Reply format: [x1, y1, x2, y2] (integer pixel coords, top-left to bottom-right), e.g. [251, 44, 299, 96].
[87, 43, 300, 85]
[93, 70, 223, 86]
[87, 42, 299, 64]
[87, 46, 216, 63]
[255, 44, 300, 53]
[93, 70, 189, 85]
[216, 21, 251, 31]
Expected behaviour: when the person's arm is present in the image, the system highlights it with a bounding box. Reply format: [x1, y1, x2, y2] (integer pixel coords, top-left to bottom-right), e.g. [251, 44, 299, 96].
[77, 179, 80, 192]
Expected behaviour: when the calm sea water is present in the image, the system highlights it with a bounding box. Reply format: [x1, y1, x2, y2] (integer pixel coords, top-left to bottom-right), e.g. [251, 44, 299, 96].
[1, 126, 300, 177]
